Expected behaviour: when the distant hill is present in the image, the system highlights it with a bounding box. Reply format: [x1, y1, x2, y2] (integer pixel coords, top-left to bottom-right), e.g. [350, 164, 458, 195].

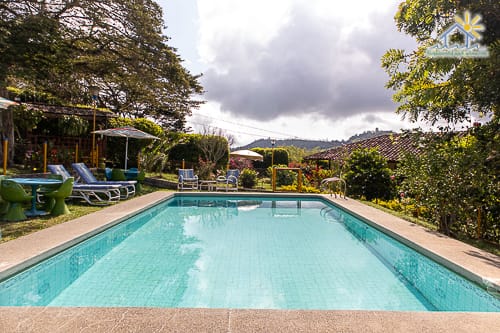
[236, 129, 395, 150]
[237, 138, 340, 150]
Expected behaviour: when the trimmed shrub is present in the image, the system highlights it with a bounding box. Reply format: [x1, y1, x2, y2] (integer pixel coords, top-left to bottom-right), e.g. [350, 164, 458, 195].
[252, 148, 288, 169]
[240, 168, 258, 188]
[343, 148, 393, 200]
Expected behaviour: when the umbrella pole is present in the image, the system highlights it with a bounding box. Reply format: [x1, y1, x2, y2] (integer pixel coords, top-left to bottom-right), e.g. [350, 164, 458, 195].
[125, 137, 129, 170]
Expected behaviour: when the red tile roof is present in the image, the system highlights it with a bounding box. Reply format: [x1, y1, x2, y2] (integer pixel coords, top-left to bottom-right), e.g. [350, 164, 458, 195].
[304, 133, 421, 162]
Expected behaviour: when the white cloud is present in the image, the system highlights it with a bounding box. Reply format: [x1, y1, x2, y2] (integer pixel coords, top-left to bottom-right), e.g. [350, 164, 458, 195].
[197, 1, 414, 121]
[163, 0, 419, 145]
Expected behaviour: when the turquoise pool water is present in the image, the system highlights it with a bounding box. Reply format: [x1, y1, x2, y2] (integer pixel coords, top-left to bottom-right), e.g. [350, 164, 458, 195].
[0, 196, 499, 311]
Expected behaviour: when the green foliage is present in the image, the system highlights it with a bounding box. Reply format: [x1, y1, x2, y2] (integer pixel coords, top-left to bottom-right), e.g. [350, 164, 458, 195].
[7, 87, 62, 105]
[382, 1, 499, 125]
[306, 167, 337, 188]
[373, 198, 431, 219]
[12, 105, 45, 131]
[343, 148, 394, 201]
[198, 134, 229, 172]
[168, 133, 228, 171]
[140, 132, 182, 174]
[282, 146, 321, 163]
[0, 0, 203, 133]
[280, 184, 321, 193]
[252, 148, 288, 169]
[267, 165, 296, 186]
[240, 168, 258, 188]
[58, 115, 89, 136]
[169, 134, 203, 167]
[397, 124, 499, 241]
[197, 158, 216, 180]
[130, 118, 164, 138]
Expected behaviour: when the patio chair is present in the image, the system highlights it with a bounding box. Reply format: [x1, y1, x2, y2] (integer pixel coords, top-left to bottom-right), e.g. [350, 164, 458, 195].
[135, 170, 146, 193]
[71, 163, 136, 198]
[44, 177, 74, 216]
[110, 168, 127, 181]
[0, 175, 9, 216]
[0, 179, 33, 221]
[178, 169, 198, 190]
[37, 174, 64, 211]
[48, 164, 122, 205]
[216, 169, 240, 192]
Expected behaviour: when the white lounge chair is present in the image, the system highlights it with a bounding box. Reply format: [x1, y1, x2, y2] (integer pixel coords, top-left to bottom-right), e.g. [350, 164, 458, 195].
[178, 169, 199, 190]
[71, 163, 136, 199]
[48, 164, 121, 205]
[216, 169, 240, 191]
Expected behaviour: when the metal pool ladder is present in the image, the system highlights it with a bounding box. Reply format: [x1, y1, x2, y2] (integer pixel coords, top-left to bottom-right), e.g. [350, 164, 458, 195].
[320, 177, 347, 199]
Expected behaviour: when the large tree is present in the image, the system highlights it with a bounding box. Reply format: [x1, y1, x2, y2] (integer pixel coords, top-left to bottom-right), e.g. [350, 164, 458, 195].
[382, 1, 499, 241]
[382, 0, 499, 125]
[0, 0, 203, 162]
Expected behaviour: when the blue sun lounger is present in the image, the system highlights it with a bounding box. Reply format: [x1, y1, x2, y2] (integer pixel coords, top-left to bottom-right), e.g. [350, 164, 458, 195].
[47, 164, 121, 205]
[71, 163, 136, 199]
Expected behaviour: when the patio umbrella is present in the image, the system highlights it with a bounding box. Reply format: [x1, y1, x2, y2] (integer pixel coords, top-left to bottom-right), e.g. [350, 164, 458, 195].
[93, 126, 159, 169]
[230, 149, 264, 161]
[0, 97, 18, 109]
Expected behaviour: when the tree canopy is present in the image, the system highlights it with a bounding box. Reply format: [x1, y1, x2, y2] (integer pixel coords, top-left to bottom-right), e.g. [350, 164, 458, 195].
[0, 0, 203, 130]
[382, 0, 499, 126]
[382, 2, 499, 242]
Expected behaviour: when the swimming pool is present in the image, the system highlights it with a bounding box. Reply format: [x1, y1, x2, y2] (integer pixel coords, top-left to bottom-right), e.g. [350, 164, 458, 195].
[0, 195, 499, 311]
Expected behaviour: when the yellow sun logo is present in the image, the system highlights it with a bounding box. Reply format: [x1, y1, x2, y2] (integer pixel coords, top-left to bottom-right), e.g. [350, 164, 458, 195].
[454, 10, 485, 40]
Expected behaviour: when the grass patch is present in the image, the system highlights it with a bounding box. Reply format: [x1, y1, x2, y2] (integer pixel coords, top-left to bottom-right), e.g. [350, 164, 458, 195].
[361, 200, 500, 256]
[0, 183, 164, 244]
[0, 204, 101, 243]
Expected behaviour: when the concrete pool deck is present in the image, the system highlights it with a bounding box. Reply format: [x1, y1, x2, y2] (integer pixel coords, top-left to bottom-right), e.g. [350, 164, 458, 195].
[0, 191, 499, 332]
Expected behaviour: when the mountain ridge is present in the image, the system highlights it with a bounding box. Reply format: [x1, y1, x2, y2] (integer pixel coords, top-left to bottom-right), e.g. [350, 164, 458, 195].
[235, 129, 395, 150]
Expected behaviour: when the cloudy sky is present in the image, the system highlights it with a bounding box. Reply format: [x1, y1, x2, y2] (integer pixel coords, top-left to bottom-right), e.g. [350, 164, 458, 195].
[158, 0, 418, 146]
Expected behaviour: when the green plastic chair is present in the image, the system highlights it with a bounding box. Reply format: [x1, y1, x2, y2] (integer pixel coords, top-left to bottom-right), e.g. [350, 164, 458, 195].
[45, 177, 74, 216]
[135, 170, 146, 193]
[38, 174, 64, 211]
[0, 176, 8, 216]
[111, 169, 127, 181]
[0, 180, 33, 221]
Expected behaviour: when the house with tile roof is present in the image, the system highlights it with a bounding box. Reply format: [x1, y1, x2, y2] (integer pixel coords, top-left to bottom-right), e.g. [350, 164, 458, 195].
[303, 133, 421, 169]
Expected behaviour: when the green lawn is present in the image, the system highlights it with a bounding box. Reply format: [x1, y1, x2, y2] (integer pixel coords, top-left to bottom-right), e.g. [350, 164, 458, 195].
[362, 200, 500, 256]
[0, 183, 166, 243]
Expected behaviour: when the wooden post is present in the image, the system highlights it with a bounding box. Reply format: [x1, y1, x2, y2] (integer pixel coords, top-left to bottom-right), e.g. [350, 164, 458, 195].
[298, 169, 302, 192]
[43, 141, 47, 173]
[75, 143, 79, 163]
[272, 167, 276, 192]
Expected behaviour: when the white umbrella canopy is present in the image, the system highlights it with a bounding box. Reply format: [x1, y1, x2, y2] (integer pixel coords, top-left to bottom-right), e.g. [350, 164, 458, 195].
[0, 97, 18, 109]
[92, 126, 159, 169]
[230, 149, 264, 161]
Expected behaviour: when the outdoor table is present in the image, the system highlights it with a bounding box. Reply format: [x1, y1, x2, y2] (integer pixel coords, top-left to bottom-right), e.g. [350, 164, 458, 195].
[199, 180, 216, 191]
[10, 178, 62, 216]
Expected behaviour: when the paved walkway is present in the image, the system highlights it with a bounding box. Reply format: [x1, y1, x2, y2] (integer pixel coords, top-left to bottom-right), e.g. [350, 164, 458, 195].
[0, 192, 499, 332]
